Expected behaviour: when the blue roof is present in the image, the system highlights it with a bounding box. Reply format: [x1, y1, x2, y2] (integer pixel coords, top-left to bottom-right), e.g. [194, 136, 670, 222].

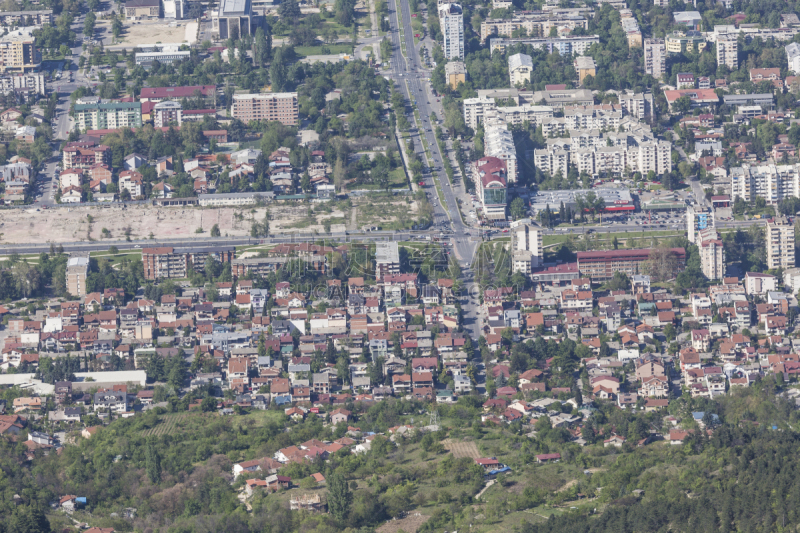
[488, 466, 512, 475]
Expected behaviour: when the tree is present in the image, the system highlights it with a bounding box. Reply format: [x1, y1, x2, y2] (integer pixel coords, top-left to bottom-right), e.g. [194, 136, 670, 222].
[210, 224, 221, 237]
[327, 472, 353, 522]
[301, 170, 311, 192]
[607, 271, 630, 291]
[644, 247, 681, 282]
[145, 442, 161, 484]
[510, 197, 526, 220]
[278, 0, 301, 21]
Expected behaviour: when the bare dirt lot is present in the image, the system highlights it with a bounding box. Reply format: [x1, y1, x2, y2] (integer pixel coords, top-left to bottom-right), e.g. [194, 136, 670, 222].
[441, 439, 480, 459]
[375, 512, 428, 533]
[0, 196, 420, 244]
[113, 21, 198, 46]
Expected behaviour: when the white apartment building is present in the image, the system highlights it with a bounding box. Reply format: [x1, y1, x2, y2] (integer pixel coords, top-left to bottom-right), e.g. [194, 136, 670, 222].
[488, 35, 599, 56]
[439, 3, 464, 60]
[730, 164, 800, 204]
[698, 228, 725, 280]
[509, 53, 533, 86]
[788, 42, 800, 74]
[484, 119, 518, 183]
[643, 38, 666, 78]
[766, 216, 796, 269]
[716, 35, 739, 70]
[463, 97, 553, 129]
[480, 13, 589, 42]
[510, 219, 543, 274]
[687, 205, 713, 243]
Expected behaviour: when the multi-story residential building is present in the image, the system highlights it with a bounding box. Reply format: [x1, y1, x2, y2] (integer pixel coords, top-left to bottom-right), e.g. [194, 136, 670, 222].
[231, 92, 298, 126]
[0, 73, 45, 95]
[766, 216, 796, 269]
[787, 42, 800, 73]
[480, 12, 589, 42]
[62, 141, 112, 170]
[66, 255, 89, 297]
[687, 205, 713, 243]
[717, 34, 739, 70]
[444, 61, 466, 89]
[213, 0, 254, 39]
[730, 164, 800, 204]
[119, 170, 144, 198]
[462, 97, 554, 130]
[488, 35, 599, 56]
[0, 10, 53, 26]
[439, 3, 464, 60]
[375, 242, 400, 281]
[125, 0, 160, 18]
[530, 88, 594, 108]
[665, 31, 707, 54]
[483, 118, 517, 183]
[142, 246, 235, 280]
[135, 50, 191, 65]
[698, 228, 725, 280]
[0, 28, 40, 72]
[621, 16, 642, 48]
[474, 156, 507, 221]
[153, 100, 182, 127]
[577, 248, 686, 282]
[510, 219, 543, 274]
[509, 53, 533, 86]
[574, 56, 596, 84]
[644, 38, 666, 78]
[74, 102, 143, 132]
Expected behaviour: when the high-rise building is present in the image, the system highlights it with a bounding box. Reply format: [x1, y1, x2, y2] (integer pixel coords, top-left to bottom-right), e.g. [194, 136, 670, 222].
[766, 216, 796, 270]
[687, 205, 713, 243]
[730, 164, 800, 204]
[0, 28, 40, 73]
[717, 34, 739, 70]
[510, 219, 543, 274]
[698, 228, 725, 280]
[66, 255, 89, 297]
[375, 242, 400, 281]
[439, 3, 464, 60]
[787, 42, 800, 74]
[644, 39, 666, 78]
[230, 93, 298, 126]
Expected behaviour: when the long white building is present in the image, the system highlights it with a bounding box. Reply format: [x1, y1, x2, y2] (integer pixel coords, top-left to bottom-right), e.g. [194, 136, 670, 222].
[463, 97, 553, 130]
[510, 219, 543, 274]
[698, 228, 725, 280]
[730, 164, 800, 204]
[483, 118, 518, 183]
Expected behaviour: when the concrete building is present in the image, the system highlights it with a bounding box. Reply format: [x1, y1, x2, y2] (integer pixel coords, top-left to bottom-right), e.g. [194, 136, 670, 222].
[153, 100, 182, 127]
[444, 61, 466, 89]
[462, 96, 553, 130]
[230, 92, 298, 126]
[698, 228, 725, 281]
[489, 35, 599, 56]
[74, 102, 142, 132]
[730, 164, 800, 204]
[439, 3, 464, 60]
[143, 246, 235, 280]
[766, 216, 796, 270]
[163, 0, 184, 18]
[577, 248, 686, 282]
[529, 188, 634, 217]
[574, 56, 596, 85]
[0, 10, 53, 26]
[665, 31, 707, 54]
[375, 242, 400, 281]
[0, 28, 40, 73]
[125, 0, 160, 19]
[717, 34, 739, 70]
[480, 12, 589, 42]
[213, 0, 254, 39]
[509, 53, 533, 86]
[66, 255, 89, 298]
[483, 118, 517, 183]
[787, 42, 800, 74]
[621, 16, 642, 48]
[0, 73, 45, 95]
[139, 85, 216, 103]
[474, 156, 507, 221]
[135, 50, 191, 65]
[687, 205, 713, 244]
[530, 87, 594, 108]
[510, 219, 543, 274]
[673, 11, 702, 30]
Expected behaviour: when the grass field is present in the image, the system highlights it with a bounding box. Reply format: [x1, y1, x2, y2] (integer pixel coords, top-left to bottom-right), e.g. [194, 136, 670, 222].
[294, 43, 355, 57]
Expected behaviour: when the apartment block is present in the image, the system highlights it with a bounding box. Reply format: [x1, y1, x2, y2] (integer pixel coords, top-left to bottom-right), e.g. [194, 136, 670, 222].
[375, 242, 400, 281]
[62, 141, 112, 170]
[231, 92, 298, 126]
[687, 205, 713, 243]
[717, 34, 739, 70]
[483, 118, 517, 183]
[665, 31, 707, 54]
[730, 164, 800, 204]
[462, 96, 553, 129]
[480, 13, 589, 42]
[0, 28, 40, 73]
[509, 53, 533, 86]
[698, 228, 725, 280]
[787, 42, 800, 73]
[444, 61, 466, 89]
[574, 56, 596, 84]
[578, 248, 686, 282]
[142, 246, 235, 280]
[66, 255, 90, 298]
[439, 3, 464, 60]
[510, 219, 543, 274]
[766, 216, 796, 270]
[74, 102, 143, 132]
[644, 39, 666, 79]
[0, 72, 45, 95]
[0, 10, 53, 26]
[488, 35, 599, 56]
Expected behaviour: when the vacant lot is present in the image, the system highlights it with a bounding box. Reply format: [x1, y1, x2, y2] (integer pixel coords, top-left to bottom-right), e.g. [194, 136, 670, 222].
[441, 438, 480, 459]
[115, 21, 197, 46]
[376, 512, 428, 533]
[141, 412, 190, 437]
